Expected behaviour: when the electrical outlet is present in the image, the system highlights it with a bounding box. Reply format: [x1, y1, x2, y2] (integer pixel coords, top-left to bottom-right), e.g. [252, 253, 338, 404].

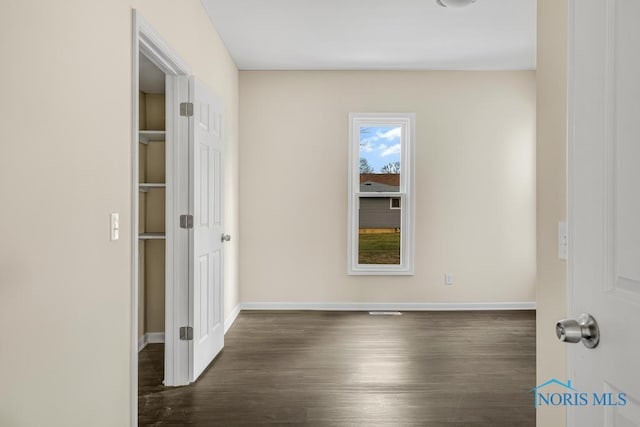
[444, 273, 454, 286]
[110, 213, 120, 241]
[558, 221, 568, 260]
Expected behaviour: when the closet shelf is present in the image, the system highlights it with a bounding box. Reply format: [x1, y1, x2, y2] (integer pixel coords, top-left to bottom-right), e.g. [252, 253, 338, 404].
[139, 183, 166, 192]
[139, 232, 166, 240]
[139, 130, 166, 144]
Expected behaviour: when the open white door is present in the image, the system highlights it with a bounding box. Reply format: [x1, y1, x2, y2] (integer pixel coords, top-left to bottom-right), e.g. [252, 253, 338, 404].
[566, 0, 640, 425]
[188, 77, 225, 381]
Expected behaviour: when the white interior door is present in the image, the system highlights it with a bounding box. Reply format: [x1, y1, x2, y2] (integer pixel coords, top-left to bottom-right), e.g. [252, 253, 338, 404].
[188, 76, 225, 381]
[568, 0, 640, 425]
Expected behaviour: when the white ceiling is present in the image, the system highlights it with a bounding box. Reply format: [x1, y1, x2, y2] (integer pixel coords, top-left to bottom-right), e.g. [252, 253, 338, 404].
[201, 0, 537, 71]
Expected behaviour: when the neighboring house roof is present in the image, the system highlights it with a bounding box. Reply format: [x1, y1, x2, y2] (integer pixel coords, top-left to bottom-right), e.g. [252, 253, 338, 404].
[360, 174, 399, 192]
[360, 181, 399, 192]
[360, 173, 399, 186]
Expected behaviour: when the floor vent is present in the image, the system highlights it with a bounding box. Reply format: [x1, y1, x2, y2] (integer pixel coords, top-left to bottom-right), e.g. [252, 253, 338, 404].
[368, 311, 402, 316]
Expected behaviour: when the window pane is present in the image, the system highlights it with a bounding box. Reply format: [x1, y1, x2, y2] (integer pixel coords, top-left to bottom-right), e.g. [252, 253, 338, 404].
[358, 197, 401, 265]
[359, 126, 401, 193]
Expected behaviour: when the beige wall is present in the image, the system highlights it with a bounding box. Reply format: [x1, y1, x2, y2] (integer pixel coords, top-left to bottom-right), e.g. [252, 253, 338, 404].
[536, 1, 568, 426]
[0, 1, 238, 425]
[240, 71, 536, 305]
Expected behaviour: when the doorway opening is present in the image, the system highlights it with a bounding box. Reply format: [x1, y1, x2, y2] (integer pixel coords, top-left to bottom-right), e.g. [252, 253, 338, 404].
[132, 10, 227, 425]
[137, 51, 168, 391]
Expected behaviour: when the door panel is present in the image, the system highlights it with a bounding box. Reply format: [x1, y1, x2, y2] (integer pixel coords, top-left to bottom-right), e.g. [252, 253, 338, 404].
[569, 0, 640, 425]
[613, 0, 640, 297]
[604, 384, 640, 427]
[189, 76, 224, 381]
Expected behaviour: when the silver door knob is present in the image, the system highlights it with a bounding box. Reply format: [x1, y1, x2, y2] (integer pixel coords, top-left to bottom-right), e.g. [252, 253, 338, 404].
[555, 313, 599, 349]
[221, 234, 231, 242]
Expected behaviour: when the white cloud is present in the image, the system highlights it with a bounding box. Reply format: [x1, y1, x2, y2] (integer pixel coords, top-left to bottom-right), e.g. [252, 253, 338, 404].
[378, 127, 401, 141]
[381, 143, 401, 157]
[360, 141, 375, 152]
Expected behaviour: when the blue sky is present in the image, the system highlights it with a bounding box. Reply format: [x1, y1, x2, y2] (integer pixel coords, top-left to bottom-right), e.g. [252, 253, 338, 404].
[359, 126, 401, 172]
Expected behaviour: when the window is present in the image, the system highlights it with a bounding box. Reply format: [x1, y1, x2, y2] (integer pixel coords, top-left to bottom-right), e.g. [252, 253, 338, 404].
[348, 113, 415, 275]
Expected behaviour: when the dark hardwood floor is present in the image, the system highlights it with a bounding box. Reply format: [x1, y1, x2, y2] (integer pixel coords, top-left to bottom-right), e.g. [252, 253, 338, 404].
[139, 310, 535, 426]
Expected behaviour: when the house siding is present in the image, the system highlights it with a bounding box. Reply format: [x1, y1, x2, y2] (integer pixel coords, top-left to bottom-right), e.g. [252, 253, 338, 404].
[359, 198, 401, 228]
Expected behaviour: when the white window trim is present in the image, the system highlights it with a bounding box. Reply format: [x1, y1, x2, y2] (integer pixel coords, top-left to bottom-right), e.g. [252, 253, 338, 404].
[348, 113, 415, 275]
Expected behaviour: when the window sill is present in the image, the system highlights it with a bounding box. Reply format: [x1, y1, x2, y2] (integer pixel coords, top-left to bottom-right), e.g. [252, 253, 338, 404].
[348, 267, 414, 276]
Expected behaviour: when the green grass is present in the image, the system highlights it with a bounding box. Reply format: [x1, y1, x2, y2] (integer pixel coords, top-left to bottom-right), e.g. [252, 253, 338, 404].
[358, 232, 401, 265]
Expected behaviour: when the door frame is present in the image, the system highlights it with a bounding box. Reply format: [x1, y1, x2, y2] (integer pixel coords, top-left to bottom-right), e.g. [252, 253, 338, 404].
[131, 9, 192, 426]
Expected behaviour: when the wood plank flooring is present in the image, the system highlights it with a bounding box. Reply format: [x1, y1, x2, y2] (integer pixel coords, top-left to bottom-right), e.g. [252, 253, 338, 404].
[139, 310, 536, 426]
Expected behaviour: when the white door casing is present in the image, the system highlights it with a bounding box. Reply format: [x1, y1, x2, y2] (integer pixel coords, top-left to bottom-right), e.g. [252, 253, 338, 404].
[568, 0, 640, 426]
[133, 10, 194, 401]
[188, 77, 225, 381]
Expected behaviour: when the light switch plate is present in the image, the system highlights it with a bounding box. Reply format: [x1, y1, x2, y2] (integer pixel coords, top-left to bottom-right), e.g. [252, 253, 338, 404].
[111, 213, 120, 241]
[558, 221, 568, 260]
[444, 273, 454, 286]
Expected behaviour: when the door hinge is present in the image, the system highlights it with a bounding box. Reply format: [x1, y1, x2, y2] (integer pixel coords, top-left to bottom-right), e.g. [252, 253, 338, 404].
[180, 214, 193, 229]
[180, 102, 193, 117]
[179, 326, 193, 341]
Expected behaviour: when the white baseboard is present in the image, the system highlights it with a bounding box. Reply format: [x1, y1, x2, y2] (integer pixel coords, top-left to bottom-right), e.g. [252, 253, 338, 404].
[138, 332, 165, 352]
[224, 304, 242, 334]
[239, 301, 536, 311]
